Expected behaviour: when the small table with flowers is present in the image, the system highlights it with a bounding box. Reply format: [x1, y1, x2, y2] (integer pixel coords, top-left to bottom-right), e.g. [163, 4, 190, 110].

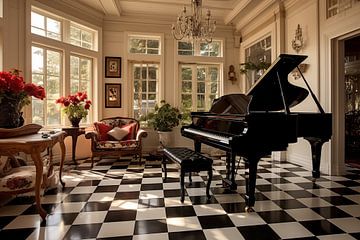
[62, 126, 85, 165]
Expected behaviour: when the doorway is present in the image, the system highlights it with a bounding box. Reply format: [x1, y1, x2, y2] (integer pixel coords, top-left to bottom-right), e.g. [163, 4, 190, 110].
[344, 35, 360, 168]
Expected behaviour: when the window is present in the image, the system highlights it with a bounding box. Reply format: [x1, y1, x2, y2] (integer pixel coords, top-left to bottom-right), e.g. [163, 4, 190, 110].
[243, 35, 271, 88]
[70, 24, 94, 50]
[70, 55, 92, 94]
[129, 36, 160, 55]
[30, 6, 98, 127]
[31, 46, 62, 126]
[31, 11, 61, 41]
[178, 40, 222, 57]
[326, 0, 359, 18]
[133, 63, 159, 119]
[31, 8, 97, 51]
[180, 64, 220, 114]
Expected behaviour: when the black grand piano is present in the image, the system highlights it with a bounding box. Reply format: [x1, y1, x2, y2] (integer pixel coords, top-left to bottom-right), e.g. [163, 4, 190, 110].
[181, 54, 332, 211]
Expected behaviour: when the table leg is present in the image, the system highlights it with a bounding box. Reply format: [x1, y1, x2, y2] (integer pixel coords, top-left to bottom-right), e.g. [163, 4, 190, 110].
[31, 150, 47, 221]
[59, 139, 66, 187]
[71, 134, 78, 165]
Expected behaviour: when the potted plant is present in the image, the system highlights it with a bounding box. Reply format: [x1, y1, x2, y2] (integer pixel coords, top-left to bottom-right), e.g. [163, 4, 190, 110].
[147, 100, 181, 146]
[56, 92, 92, 127]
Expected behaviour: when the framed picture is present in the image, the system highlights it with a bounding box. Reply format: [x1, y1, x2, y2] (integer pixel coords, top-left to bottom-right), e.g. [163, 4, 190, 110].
[105, 83, 121, 108]
[105, 57, 121, 78]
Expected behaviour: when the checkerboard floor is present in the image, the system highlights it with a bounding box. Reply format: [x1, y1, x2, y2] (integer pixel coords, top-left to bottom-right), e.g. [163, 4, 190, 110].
[1, 155, 360, 240]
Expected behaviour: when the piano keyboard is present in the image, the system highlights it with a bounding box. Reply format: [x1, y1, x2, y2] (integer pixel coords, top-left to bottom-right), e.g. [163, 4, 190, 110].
[183, 128, 230, 144]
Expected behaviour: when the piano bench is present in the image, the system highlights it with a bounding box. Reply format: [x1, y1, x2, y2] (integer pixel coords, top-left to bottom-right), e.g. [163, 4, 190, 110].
[162, 147, 213, 202]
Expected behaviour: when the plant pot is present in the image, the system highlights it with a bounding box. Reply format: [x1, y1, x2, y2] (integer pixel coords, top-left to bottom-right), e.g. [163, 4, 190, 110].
[158, 131, 173, 147]
[68, 116, 82, 127]
[0, 98, 23, 128]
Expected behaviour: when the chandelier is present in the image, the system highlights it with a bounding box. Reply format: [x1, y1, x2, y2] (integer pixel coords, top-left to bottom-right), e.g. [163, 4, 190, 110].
[171, 0, 216, 43]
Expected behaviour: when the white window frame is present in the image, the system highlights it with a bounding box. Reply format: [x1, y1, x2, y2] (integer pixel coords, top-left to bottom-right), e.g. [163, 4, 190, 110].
[128, 34, 161, 55]
[125, 32, 165, 118]
[27, 4, 101, 127]
[177, 40, 223, 57]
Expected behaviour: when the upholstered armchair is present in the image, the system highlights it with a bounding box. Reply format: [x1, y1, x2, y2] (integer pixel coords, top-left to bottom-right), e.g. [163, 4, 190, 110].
[85, 117, 148, 167]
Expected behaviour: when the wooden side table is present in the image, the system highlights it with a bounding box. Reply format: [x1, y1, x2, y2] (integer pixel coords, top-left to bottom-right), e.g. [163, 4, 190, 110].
[0, 131, 66, 220]
[62, 127, 85, 165]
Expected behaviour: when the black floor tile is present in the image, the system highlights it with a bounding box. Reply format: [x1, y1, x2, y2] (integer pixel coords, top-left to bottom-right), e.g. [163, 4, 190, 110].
[81, 202, 112, 212]
[114, 191, 140, 200]
[257, 210, 296, 224]
[143, 173, 163, 178]
[198, 214, 234, 229]
[265, 178, 290, 184]
[140, 183, 163, 191]
[95, 185, 119, 193]
[330, 187, 359, 195]
[286, 190, 315, 198]
[256, 184, 280, 192]
[296, 182, 321, 189]
[104, 210, 137, 222]
[311, 206, 352, 218]
[238, 224, 280, 240]
[300, 220, 344, 235]
[321, 196, 357, 205]
[168, 230, 206, 240]
[120, 179, 142, 184]
[185, 182, 206, 188]
[221, 202, 248, 213]
[7, 196, 35, 205]
[165, 206, 196, 218]
[0, 228, 35, 239]
[0, 216, 16, 230]
[189, 196, 218, 205]
[273, 199, 307, 209]
[134, 219, 168, 234]
[63, 223, 102, 239]
[335, 180, 360, 187]
[164, 189, 182, 198]
[22, 203, 58, 215]
[138, 198, 165, 208]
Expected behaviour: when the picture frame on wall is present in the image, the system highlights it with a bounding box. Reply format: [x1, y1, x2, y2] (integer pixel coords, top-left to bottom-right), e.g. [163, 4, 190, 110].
[105, 57, 121, 78]
[105, 83, 121, 108]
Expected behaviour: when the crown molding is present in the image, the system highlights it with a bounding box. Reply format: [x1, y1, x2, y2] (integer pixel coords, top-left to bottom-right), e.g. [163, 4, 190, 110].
[224, 0, 252, 25]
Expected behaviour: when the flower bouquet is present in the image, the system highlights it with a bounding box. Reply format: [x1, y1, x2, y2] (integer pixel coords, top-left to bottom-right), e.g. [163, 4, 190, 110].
[56, 92, 92, 127]
[0, 69, 46, 128]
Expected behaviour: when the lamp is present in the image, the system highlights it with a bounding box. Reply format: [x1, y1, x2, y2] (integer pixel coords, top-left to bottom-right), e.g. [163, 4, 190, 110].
[171, 0, 216, 43]
[291, 24, 304, 53]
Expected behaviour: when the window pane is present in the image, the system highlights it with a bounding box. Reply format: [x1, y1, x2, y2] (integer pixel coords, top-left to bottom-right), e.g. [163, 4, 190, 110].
[31, 12, 45, 30]
[197, 68, 206, 81]
[71, 79, 80, 93]
[181, 94, 192, 109]
[211, 83, 218, 93]
[32, 74, 44, 86]
[80, 81, 89, 92]
[134, 80, 140, 92]
[47, 50, 60, 75]
[197, 82, 205, 93]
[182, 81, 192, 93]
[197, 95, 205, 108]
[70, 26, 81, 43]
[129, 39, 146, 53]
[142, 81, 147, 92]
[147, 49, 159, 55]
[32, 99, 44, 125]
[134, 67, 141, 79]
[181, 67, 192, 80]
[147, 40, 159, 48]
[31, 27, 45, 37]
[32, 47, 44, 74]
[47, 102, 60, 125]
[70, 56, 80, 79]
[47, 76, 60, 99]
[148, 67, 157, 79]
[148, 81, 156, 92]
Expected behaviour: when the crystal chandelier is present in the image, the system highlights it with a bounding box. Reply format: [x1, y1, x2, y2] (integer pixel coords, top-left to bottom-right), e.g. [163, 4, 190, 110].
[171, 0, 216, 43]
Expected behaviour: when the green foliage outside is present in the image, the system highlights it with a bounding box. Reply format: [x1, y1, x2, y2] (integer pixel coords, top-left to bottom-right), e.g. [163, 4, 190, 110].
[146, 100, 182, 132]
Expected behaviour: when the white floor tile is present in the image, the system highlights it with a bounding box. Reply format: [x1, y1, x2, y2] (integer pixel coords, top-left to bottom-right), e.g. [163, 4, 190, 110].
[69, 186, 97, 194]
[117, 184, 141, 192]
[99, 179, 122, 186]
[110, 199, 139, 210]
[4, 215, 42, 229]
[337, 205, 360, 217]
[193, 204, 226, 216]
[214, 194, 245, 203]
[139, 190, 164, 199]
[261, 191, 293, 200]
[88, 192, 116, 202]
[0, 205, 30, 216]
[253, 200, 282, 212]
[285, 208, 324, 221]
[97, 221, 135, 238]
[167, 216, 202, 232]
[164, 197, 192, 207]
[54, 202, 86, 213]
[270, 222, 314, 239]
[297, 197, 333, 208]
[136, 208, 166, 220]
[203, 227, 245, 240]
[328, 217, 360, 233]
[26, 225, 70, 240]
[142, 177, 163, 184]
[133, 232, 169, 240]
[228, 212, 266, 226]
[72, 211, 107, 225]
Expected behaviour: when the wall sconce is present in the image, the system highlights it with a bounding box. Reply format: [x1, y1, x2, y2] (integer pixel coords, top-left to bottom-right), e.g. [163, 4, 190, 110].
[228, 65, 237, 84]
[291, 24, 304, 53]
[291, 63, 308, 79]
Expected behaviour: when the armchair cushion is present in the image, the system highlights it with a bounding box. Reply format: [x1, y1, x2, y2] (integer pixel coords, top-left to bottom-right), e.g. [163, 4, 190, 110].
[94, 122, 113, 141]
[107, 127, 129, 141]
[122, 122, 137, 140]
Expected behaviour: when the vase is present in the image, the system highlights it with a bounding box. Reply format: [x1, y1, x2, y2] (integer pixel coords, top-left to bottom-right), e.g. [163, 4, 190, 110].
[68, 116, 82, 127]
[0, 98, 23, 128]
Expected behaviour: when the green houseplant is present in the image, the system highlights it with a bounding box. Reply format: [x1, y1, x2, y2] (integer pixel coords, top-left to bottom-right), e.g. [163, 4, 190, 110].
[147, 100, 181, 132]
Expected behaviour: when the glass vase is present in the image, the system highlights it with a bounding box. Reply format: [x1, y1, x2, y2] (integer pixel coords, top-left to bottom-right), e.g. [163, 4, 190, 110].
[68, 116, 82, 127]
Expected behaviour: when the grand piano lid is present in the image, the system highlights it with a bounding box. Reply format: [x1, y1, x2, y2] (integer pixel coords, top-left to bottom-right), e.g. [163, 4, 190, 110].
[246, 54, 309, 112]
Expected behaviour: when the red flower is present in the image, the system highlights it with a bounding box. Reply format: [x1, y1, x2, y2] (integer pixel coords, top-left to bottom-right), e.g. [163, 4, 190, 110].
[84, 103, 90, 110]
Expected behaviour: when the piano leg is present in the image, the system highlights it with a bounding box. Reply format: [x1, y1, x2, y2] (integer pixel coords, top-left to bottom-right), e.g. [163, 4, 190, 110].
[222, 152, 237, 190]
[244, 156, 259, 212]
[304, 137, 326, 180]
[194, 141, 201, 152]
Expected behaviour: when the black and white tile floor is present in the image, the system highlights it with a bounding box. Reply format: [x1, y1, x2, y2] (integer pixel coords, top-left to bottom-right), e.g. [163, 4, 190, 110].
[0, 156, 360, 240]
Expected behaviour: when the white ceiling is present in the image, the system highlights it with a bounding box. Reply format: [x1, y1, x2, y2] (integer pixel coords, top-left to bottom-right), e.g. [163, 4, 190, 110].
[73, 0, 252, 25]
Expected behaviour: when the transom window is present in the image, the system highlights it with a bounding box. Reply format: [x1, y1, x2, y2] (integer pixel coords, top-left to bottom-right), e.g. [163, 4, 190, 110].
[70, 24, 94, 50]
[178, 40, 222, 57]
[31, 11, 61, 41]
[31, 8, 98, 51]
[129, 36, 160, 55]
